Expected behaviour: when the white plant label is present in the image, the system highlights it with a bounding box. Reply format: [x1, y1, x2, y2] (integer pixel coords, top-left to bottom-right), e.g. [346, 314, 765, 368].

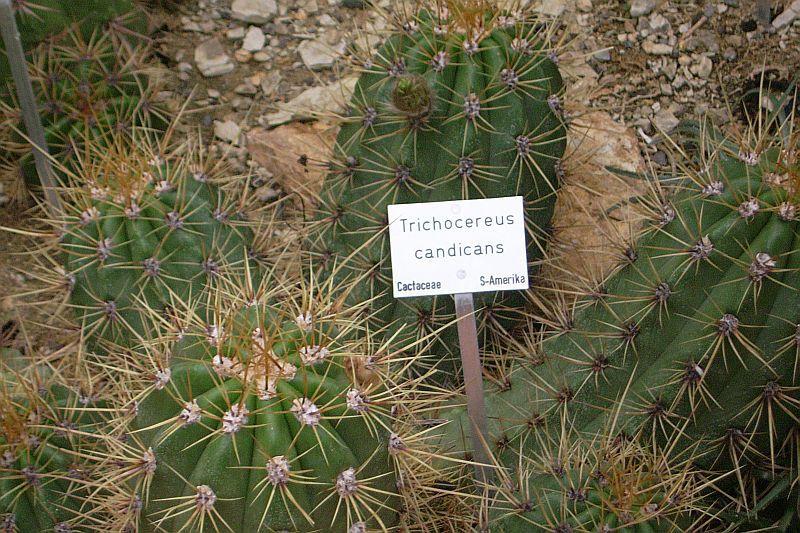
[388, 196, 529, 298]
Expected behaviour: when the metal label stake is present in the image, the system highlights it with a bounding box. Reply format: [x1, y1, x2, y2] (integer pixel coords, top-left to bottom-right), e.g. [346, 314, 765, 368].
[454, 292, 493, 485]
[387, 196, 527, 492]
[0, 0, 62, 216]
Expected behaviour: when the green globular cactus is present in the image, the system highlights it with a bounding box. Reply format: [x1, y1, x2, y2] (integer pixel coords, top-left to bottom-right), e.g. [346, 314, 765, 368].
[0, 370, 105, 533]
[96, 271, 404, 532]
[433, 108, 800, 529]
[0, 28, 167, 193]
[307, 1, 567, 376]
[57, 136, 258, 351]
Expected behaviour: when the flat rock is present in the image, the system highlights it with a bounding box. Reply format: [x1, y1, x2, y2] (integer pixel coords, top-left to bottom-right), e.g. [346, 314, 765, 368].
[195, 38, 235, 77]
[247, 122, 338, 205]
[652, 107, 679, 133]
[242, 26, 266, 52]
[297, 38, 346, 70]
[231, 0, 277, 23]
[773, 0, 800, 28]
[630, 0, 656, 17]
[544, 111, 645, 287]
[214, 120, 242, 144]
[277, 77, 358, 119]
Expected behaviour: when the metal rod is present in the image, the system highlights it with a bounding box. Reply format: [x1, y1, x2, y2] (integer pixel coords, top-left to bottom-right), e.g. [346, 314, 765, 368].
[756, 0, 771, 26]
[0, 0, 63, 216]
[454, 292, 493, 486]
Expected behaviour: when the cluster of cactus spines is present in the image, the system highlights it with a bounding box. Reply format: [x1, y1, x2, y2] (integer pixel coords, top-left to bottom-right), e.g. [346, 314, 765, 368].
[0, 361, 107, 533]
[307, 0, 567, 375]
[0, 27, 167, 195]
[33, 131, 263, 352]
[485, 428, 710, 532]
[70, 261, 448, 533]
[2, 0, 147, 67]
[427, 95, 800, 528]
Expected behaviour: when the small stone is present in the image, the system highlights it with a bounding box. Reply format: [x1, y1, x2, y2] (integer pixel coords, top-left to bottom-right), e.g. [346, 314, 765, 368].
[630, 0, 656, 17]
[652, 150, 668, 166]
[260, 110, 293, 127]
[242, 26, 266, 52]
[691, 56, 713, 78]
[722, 47, 737, 61]
[773, 0, 800, 28]
[642, 40, 674, 55]
[297, 38, 346, 70]
[177, 62, 193, 73]
[652, 108, 679, 133]
[649, 13, 671, 33]
[214, 120, 241, 144]
[231, 0, 277, 23]
[577, 0, 592, 11]
[593, 48, 612, 61]
[195, 38, 235, 77]
[207, 88, 221, 99]
[227, 26, 246, 40]
[537, 0, 566, 17]
[235, 82, 257, 95]
[253, 51, 271, 62]
[260, 71, 282, 96]
[318, 14, 337, 26]
[234, 49, 252, 62]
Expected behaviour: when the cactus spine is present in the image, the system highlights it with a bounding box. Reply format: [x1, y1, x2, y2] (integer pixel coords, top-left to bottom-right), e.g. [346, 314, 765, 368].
[0, 28, 167, 193]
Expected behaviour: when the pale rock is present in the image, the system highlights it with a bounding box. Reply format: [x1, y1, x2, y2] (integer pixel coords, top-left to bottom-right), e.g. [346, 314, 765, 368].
[260, 71, 282, 96]
[691, 55, 713, 78]
[207, 88, 221, 99]
[260, 110, 293, 127]
[318, 14, 336, 26]
[630, 0, 656, 17]
[648, 12, 670, 33]
[297, 38, 346, 70]
[277, 76, 358, 119]
[253, 51, 271, 62]
[537, 0, 566, 17]
[227, 26, 246, 40]
[642, 40, 673, 55]
[297, 0, 319, 13]
[181, 17, 202, 32]
[234, 49, 252, 62]
[247, 122, 338, 204]
[242, 26, 266, 52]
[235, 82, 257, 95]
[214, 120, 241, 144]
[231, 0, 277, 23]
[773, 0, 800, 28]
[545, 111, 645, 284]
[652, 107, 679, 133]
[195, 38, 235, 77]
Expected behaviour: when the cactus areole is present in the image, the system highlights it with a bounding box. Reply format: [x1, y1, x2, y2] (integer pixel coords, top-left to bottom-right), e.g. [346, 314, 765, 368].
[308, 5, 567, 371]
